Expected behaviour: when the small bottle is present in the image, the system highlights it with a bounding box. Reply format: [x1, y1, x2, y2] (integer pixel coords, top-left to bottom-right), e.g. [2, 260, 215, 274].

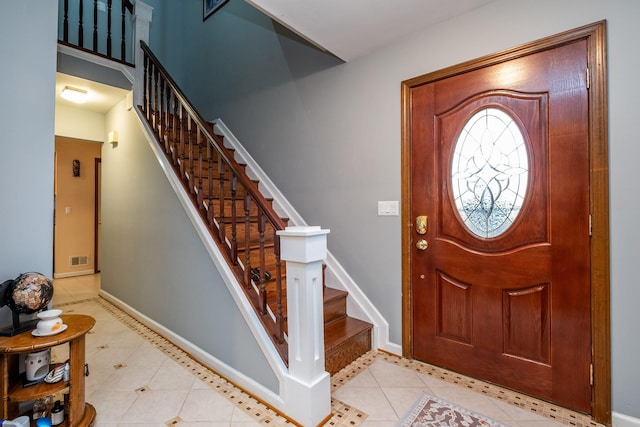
[50, 401, 64, 426]
[62, 363, 69, 382]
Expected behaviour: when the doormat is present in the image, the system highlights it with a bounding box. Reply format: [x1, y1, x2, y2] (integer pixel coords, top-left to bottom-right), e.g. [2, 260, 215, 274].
[397, 393, 510, 427]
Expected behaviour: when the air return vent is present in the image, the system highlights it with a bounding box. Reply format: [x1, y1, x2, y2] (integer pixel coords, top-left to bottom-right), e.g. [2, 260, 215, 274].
[70, 256, 89, 266]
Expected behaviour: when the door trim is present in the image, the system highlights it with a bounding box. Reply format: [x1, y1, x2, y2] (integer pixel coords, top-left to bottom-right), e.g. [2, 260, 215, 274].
[400, 21, 610, 424]
[94, 158, 101, 274]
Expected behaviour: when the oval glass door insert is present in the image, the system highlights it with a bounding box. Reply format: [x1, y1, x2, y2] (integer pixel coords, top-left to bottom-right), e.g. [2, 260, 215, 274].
[451, 107, 529, 238]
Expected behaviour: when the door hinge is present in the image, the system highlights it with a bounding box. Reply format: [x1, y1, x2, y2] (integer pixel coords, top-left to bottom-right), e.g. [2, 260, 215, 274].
[590, 363, 594, 386]
[586, 68, 590, 90]
[589, 214, 593, 236]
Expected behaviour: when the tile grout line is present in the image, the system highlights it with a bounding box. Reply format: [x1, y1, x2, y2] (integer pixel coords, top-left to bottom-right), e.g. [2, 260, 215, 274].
[342, 351, 606, 427]
[59, 295, 604, 427]
[58, 296, 368, 426]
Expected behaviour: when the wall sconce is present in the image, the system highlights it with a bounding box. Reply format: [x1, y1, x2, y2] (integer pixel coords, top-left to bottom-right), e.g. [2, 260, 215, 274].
[108, 131, 119, 145]
[72, 159, 80, 177]
[61, 86, 88, 104]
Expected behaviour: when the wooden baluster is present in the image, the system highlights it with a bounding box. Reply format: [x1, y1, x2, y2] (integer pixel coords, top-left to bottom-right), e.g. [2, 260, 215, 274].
[163, 89, 171, 152]
[207, 142, 215, 224]
[169, 96, 179, 155]
[148, 63, 154, 122]
[147, 65, 154, 123]
[230, 175, 238, 265]
[151, 67, 160, 134]
[78, 0, 84, 48]
[244, 195, 253, 288]
[107, 0, 113, 58]
[176, 105, 184, 166]
[196, 129, 204, 207]
[274, 232, 284, 343]
[258, 213, 267, 315]
[121, 0, 126, 61]
[93, 0, 98, 52]
[158, 78, 165, 138]
[142, 53, 148, 116]
[187, 117, 195, 189]
[217, 155, 226, 245]
[63, 0, 69, 43]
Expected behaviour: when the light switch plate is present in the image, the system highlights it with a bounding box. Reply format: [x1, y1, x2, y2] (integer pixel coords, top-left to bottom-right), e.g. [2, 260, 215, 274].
[378, 201, 399, 216]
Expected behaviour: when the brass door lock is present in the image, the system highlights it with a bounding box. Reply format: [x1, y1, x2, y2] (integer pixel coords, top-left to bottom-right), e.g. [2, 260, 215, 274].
[416, 216, 428, 235]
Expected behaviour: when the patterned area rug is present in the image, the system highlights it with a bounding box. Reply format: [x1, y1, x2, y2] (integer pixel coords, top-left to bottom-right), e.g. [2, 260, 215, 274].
[398, 393, 510, 427]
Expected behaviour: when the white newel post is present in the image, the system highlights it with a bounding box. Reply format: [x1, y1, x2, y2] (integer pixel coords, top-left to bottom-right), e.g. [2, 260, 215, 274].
[132, 1, 153, 107]
[278, 226, 331, 427]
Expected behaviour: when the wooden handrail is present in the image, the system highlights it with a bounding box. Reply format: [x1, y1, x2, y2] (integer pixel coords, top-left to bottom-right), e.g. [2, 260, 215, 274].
[140, 43, 287, 231]
[139, 41, 289, 364]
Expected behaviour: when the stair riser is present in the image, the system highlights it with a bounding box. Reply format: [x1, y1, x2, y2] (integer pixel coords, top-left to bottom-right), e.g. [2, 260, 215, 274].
[325, 328, 372, 375]
[323, 296, 347, 325]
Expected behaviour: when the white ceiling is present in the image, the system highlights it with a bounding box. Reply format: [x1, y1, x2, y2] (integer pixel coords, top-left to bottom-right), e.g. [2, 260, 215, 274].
[246, 0, 497, 61]
[55, 72, 130, 114]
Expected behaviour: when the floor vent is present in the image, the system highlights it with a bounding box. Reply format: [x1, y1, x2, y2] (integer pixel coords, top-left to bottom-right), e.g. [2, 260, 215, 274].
[70, 256, 89, 266]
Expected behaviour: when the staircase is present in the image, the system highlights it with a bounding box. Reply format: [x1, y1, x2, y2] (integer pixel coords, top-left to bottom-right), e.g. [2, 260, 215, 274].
[139, 41, 372, 375]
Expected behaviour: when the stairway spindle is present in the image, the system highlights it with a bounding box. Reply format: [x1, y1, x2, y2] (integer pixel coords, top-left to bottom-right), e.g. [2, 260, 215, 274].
[274, 231, 284, 343]
[244, 195, 253, 289]
[93, 0, 98, 52]
[78, 0, 84, 47]
[195, 130, 204, 207]
[230, 175, 239, 264]
[106, 0, 113, 57]
[63, 0, 69, 43]
[258, 213, 267, 315]
[217, 157, 226, 245]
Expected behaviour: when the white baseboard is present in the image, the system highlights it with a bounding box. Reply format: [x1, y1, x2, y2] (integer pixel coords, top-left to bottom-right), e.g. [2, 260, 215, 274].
[54, 270, 95, 279]
[98, 289, 284, 411]
[614, 412, 640, 427]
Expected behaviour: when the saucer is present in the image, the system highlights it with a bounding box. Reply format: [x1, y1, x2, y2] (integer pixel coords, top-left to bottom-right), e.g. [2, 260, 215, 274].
[32, 324, 67, 337]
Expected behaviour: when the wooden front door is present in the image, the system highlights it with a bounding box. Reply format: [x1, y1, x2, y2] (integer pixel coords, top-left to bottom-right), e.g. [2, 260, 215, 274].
[404, 36, 595, 412]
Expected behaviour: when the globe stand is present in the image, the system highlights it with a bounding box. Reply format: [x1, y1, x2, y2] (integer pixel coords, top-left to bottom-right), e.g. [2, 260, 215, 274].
[0, 311, 38, 337]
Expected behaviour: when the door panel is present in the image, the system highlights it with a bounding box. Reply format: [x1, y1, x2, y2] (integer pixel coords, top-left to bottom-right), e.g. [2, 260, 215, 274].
[409, 40, 591, 412]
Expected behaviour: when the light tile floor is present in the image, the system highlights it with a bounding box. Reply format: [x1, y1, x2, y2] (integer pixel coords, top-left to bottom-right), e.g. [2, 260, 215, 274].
[50, 274, 602, 427]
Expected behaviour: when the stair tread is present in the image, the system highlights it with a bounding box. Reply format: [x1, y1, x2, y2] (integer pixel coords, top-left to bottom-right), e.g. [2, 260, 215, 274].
[324, 316, 372, 352]
[323, 287, 348, 303]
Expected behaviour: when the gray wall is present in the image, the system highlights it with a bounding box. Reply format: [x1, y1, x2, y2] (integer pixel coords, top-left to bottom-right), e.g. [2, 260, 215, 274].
[0, 1, 58, 324]
[169, 0, 640, 419]
[99, 99, 279, 392]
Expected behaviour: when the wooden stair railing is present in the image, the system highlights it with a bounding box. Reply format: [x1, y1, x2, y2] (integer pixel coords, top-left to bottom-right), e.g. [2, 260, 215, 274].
[139, 41, 290, 364]
[59, 0, 135, 66]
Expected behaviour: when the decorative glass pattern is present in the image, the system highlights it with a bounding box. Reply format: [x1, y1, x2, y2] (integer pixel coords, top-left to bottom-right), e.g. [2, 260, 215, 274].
[451, 108, 529, 238]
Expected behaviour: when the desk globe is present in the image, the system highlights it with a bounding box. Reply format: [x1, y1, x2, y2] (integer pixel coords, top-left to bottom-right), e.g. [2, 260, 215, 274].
[0, 272, 53, 336]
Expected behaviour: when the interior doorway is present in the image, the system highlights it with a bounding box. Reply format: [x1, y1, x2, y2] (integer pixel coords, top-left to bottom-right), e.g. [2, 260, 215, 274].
[53, 136, 102, 278]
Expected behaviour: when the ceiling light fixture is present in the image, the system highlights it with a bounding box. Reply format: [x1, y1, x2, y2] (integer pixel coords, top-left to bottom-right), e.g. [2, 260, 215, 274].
[61, 86, 88, 104]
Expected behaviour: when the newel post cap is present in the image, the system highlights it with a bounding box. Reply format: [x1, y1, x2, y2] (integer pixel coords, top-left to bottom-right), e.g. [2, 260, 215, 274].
[277, 226, 330, 263]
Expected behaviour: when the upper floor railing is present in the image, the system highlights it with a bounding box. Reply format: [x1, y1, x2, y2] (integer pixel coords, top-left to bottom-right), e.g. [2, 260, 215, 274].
[58, 0, 135, 65]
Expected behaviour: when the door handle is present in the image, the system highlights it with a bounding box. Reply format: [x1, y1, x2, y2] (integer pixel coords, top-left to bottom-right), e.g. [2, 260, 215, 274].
[416, 239, 428, 250]
[416, 216, 428, 234]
